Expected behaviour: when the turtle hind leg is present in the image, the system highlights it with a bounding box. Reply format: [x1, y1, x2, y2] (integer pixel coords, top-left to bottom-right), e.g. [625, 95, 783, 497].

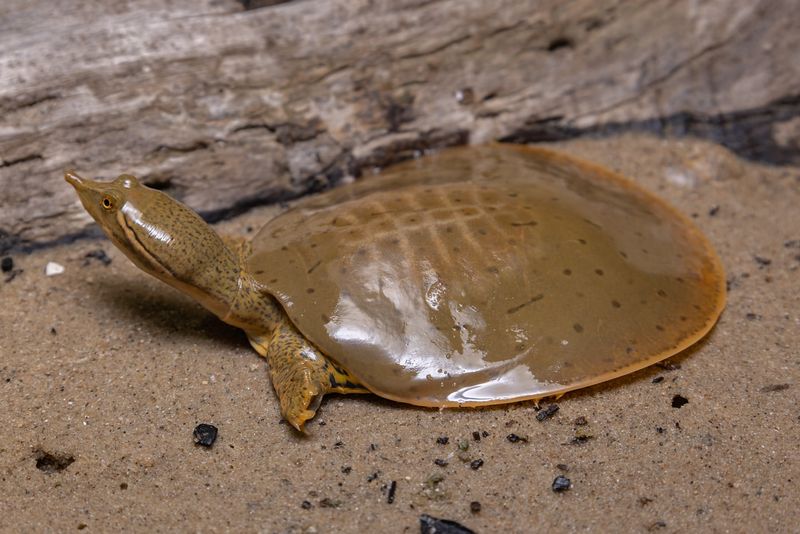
[251, 322, 367, 432]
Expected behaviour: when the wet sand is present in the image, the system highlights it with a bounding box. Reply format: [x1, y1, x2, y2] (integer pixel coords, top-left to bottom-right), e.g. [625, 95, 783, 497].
[1, 135, 797, 532]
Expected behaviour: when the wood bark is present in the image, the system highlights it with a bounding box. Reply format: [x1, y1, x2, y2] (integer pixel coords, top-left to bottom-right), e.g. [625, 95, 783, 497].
[1, 0, 798, 250]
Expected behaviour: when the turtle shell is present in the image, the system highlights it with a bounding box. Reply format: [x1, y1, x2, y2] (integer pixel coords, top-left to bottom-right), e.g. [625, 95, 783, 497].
[248, 145, 725, 406]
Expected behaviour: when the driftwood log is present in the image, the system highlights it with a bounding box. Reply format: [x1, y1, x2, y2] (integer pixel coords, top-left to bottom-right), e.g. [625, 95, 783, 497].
[1, 0, 798, 251]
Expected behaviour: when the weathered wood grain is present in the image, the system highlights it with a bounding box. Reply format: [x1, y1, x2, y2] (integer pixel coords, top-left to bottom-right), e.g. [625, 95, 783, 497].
[1, 0, 798, 250]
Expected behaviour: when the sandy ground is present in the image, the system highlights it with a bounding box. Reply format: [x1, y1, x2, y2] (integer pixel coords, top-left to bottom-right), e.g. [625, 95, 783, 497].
[1, 135, 798, 533]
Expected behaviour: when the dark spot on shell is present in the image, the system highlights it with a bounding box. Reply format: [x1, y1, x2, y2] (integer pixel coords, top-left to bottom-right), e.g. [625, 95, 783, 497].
[269, 278, 278, 284]
[445, 226, 453, 233]
[657, 289, 667, 297]
[573, 323, 584, 333]
[254, 270, 265, 275]
[321, 314, 330, 323]
[676, 277, 685, 283]
[619, 251, 628, 259]
[563, 269, 572, 276]
[453, 246, 461, 253]
[487, 266, 499, 274]
[339, 267, 348, 274]
[611, 300, 621, 308]
[626, 346, 634, 354]
[595, 269, 604, 276]
[478, 229, 487, 236]
[310, 243, 317, 248]
[306, 288, 315, 294]
[642, 248, 649, 254]
[578, 239, 587, 245]
[655, 324, 665, 331]
[390, 238, 400, 245]
[508, 192, 518, 198]
[281, 246, 289, 251]
[679, 315, 687, 321]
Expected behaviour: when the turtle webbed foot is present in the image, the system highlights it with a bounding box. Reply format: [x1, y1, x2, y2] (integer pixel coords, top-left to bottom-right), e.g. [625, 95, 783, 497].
[255, 321, 366, 433]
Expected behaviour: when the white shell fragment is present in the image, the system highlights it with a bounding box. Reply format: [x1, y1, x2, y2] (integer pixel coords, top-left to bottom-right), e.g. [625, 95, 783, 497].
[45, 261, 65, 276]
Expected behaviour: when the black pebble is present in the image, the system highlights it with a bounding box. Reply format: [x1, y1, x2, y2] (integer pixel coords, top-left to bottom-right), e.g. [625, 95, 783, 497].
[420, 514, 476, 534]
[469, 501, 481, 513]
[1, 256, 12, 272]
[436, 436, 449, 445]
[386, 480, 397, 504]
[470, 459, 484, 470]
[671, 395, 689, 408]
[193, 423, 218, 447]
[552, 475, 571, 492]
[472, 431, 481, 441]
[506, 433, 528, 443]
[536, 404, 559, 421]
[652, 376, 664, 383]
[301, 500, 312, 509]
[434, 458, 448, 467]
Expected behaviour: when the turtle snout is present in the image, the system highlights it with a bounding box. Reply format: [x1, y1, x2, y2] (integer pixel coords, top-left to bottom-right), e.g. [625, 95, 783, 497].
[64, 170, 85, 188]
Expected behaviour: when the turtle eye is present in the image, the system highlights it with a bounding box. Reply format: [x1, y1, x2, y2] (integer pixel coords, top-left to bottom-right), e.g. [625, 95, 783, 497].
[101, 196, 114, 210]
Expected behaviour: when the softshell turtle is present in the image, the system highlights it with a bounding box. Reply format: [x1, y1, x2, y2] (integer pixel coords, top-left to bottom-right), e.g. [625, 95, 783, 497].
[66, 144, 725, 430]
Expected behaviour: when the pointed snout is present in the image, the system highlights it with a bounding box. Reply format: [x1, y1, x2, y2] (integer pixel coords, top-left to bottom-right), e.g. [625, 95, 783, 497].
[64, 170, 85, 188]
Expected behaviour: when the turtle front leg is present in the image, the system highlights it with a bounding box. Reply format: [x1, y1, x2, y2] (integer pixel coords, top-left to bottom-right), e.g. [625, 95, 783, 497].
[248, 321, 367, 432]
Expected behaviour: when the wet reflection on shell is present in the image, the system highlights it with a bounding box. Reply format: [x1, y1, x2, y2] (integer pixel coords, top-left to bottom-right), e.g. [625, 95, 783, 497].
[249, 145, 726, 406]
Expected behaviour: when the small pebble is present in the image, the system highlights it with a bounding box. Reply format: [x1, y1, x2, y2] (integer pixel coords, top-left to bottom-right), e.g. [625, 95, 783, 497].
[536, 404, 559, 421]
[434, 459, 448, 467]
[469, 501, 481, 513]
[193, 423, 218, 447]
[436, 436, 449, 445]
[420, 514, 475, 534]
[45, 261, 65, 276]
[472, 431, 481, 441]
[552, 475, 571, 492]
[469, 459, 484, 470]
[506, 433, 528, 443]
[1, 256, 12, 272]
[386, 480, 397, 504]
[671, 395, 689, 408]
[573, 416, 588, 426]
[301, 500, 312, 510]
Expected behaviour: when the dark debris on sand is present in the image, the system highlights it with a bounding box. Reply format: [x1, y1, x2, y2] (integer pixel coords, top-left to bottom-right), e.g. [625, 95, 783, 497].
[420, 514, 475, 534]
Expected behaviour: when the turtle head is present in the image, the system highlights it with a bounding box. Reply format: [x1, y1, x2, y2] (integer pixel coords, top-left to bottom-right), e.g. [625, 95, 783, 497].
[65, 170, 241, 319]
